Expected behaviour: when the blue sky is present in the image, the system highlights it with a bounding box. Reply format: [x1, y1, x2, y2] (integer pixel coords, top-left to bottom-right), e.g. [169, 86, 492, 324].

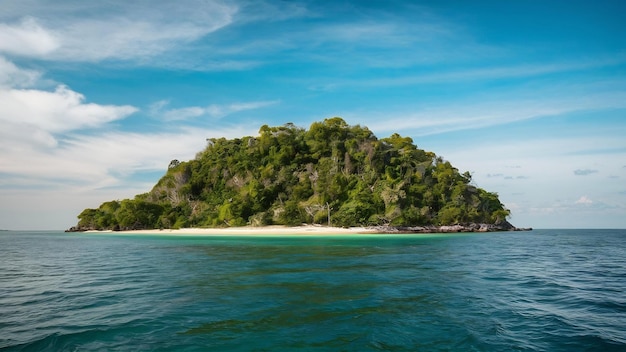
[1, 0, 625, 230]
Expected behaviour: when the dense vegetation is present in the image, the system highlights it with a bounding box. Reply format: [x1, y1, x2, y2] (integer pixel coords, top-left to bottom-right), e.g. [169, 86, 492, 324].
[73, 118, 510, 230]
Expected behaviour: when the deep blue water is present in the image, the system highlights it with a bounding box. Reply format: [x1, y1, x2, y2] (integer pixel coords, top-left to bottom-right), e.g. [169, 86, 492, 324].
[0, 229, 625, 351]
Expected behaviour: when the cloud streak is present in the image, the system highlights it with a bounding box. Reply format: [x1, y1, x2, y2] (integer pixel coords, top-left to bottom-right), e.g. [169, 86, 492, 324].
[357, 87, 626, 137]
[0, 56, 41, 87]
[0, 85, 137, 133]
[0, 17, 59, 57]
[0, 125, 259, 192]
[318, 56, 626, 89]
[0, 84, 137, 154]
[0, 1, 238, 62]
[574, 169, 599, 176]
[150, 99, 280, 121]
[575, 196, 593, 205]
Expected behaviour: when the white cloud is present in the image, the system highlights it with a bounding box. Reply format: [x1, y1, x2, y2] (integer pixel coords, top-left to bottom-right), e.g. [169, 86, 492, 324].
[0, 56, 41, 87]
[575, 196, 593, 205]
[0, 17, 59, 57]
[342, 56, 626, 88]
[163, 106, 208, 121]
[314, 22, 418, 46]
[151, 99, 280, 121]
[0, 85, 137, 133]
[358, 88, 626, 137]
[228, 100, 281, 113]
[0, 59, 138, 165]
[573, 169, 599, 176]
[0, 1, 238, 62]
[0, 1, 496, 70]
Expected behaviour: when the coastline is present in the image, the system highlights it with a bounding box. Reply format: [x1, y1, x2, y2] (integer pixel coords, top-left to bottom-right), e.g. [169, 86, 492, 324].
[78, 223, 531, 236]
[84, 225, 378, 236]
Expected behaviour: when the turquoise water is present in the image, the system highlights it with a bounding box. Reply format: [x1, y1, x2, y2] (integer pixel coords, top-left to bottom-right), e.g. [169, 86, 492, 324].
[1, 230, 625, 351]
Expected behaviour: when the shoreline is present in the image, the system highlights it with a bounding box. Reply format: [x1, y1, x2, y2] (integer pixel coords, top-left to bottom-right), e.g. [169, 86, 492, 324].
[84, 225, 378, 236]
[77, 223, 531, 236]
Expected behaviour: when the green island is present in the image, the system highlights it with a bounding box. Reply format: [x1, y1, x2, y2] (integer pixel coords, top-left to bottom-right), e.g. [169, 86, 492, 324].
[68, 118, 529, 233]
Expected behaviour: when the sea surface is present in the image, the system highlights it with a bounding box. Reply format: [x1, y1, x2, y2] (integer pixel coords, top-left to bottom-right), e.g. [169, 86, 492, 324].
[0, 229, 625, 351]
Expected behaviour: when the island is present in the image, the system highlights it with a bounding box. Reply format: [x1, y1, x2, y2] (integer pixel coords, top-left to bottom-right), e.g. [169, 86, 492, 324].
[67, 118, 530, 234]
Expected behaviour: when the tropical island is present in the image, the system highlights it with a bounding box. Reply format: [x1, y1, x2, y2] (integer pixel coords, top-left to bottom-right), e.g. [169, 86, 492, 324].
[68, 118, 529, 234]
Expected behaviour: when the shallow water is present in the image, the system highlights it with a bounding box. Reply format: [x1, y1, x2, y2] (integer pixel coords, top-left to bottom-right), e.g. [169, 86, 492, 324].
[1, 230, 625, 351]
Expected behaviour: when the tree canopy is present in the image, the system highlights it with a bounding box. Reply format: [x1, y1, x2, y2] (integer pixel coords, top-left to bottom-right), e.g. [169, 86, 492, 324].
[74, 118, 510, 230]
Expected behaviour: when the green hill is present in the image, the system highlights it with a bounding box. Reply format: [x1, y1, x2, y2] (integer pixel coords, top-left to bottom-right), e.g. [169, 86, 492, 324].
[70, 118, 512, 231]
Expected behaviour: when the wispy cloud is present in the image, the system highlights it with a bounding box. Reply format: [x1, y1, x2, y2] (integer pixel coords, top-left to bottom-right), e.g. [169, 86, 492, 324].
[322, 56, 626, 89]
[486, 173, 529, 180]
[161, 2, 492, 70]
[0, 57, 140, 184]
[0, 55, 41, 87]
[0, 1, 497, 70]
[574, 169, 599, 176]
[357, 87, 626, 136]
[0, 17, 59, 57]
[1, 85, 136, 132]
[150, 99, 280, 121]
[311, 21, 447, 47]
[0, 125, 258, 192]
[0, 84, 137, 157]
[0, 1, 238, 62]
[0, 0, 317, 69]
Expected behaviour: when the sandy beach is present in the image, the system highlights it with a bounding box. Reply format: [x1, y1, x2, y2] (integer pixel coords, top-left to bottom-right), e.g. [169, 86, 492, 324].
[79, 223, 527, 236]
[85, 225, 380, 236]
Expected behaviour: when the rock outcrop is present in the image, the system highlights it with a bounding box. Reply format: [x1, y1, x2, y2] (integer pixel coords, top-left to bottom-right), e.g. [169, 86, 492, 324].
[372, 221, 531, 234]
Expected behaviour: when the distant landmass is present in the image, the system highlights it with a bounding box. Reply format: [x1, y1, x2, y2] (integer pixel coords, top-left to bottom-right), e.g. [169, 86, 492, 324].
[68, 118, 528, 233]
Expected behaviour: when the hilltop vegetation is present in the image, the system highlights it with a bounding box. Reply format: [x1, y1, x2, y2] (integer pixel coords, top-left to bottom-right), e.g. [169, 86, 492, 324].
[72, 118, 511, 231]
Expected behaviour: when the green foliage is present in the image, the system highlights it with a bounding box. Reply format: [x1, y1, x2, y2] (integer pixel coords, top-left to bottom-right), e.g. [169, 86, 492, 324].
[75, 118, 511, 230]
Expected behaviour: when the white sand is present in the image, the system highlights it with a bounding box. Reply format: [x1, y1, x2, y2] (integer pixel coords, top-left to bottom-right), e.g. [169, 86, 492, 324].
[85, 225, 380, 236]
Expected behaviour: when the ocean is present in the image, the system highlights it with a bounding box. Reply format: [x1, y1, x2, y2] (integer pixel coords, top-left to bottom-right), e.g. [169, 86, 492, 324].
[1, 229, 624, 351]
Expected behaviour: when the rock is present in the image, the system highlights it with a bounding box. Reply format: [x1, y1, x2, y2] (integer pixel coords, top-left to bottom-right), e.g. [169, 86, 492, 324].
[369, 222, 532, 234]
[439, 225, 465, 233]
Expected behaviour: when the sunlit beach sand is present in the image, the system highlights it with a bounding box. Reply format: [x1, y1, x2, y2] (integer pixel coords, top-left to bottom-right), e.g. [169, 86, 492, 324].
[85, 225, 379, 236]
